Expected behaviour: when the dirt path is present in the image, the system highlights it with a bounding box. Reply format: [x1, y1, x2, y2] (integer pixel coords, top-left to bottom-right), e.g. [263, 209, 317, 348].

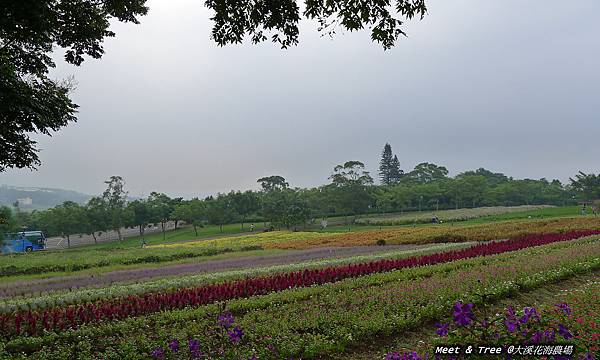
[0, 244, 431, 298]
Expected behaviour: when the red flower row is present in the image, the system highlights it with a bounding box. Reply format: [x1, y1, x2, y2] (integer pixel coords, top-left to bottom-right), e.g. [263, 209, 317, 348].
[1, 230, 599, 338]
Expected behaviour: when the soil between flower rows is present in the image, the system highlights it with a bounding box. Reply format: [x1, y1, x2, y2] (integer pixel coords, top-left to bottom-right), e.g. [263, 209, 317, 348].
[0, 244, 435, 298]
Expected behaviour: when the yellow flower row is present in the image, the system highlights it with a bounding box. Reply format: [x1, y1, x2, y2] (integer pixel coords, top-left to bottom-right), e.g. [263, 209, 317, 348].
[147, 231, 339, 250]
[264, 217, 600, 249]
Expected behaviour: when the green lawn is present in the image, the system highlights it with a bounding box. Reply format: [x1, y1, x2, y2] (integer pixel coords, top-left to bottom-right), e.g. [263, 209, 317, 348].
[81, 222, 268, 250]
[315, 205, 584, 232]
[462, 204, 581, 223]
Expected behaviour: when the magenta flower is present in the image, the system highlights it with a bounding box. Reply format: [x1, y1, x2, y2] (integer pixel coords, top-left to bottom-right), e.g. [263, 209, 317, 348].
[404, 352, 422, 360]
[218, 311, 235, 329]
[228, 326, 244, 343]
[168, 339, 179, 352]
[557, 324, 573, 339]
[524, 307, 540, 321]
[385, 352, 422, 360]
[579, 352, 594, 360]
[519, 307, 538, 324]
[530, 331, 543, 344]
[188, 339, 201, 358]
[555, 302, 572, 315]
[452, 302, 474, 327]
[519, 315, 529, 324]
[151, 347, 165, 359]
[505, 320, 517, 333]
[435, 322, 449, 337]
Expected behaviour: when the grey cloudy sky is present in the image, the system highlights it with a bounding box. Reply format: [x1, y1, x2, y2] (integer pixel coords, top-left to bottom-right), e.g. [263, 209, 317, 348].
[1, 0, 599, 198]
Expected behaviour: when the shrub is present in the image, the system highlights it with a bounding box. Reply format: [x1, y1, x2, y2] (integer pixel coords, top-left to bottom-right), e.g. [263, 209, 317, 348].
[240, 245, 263, 251]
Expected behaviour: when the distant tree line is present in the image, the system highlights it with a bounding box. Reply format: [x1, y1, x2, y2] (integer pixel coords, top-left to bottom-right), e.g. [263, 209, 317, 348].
[2, 144, 599, 244]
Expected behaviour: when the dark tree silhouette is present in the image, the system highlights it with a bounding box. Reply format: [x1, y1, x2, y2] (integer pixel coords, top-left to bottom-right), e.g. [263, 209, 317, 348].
[205, 0, 427, 49]
[0, 1, 149, 171]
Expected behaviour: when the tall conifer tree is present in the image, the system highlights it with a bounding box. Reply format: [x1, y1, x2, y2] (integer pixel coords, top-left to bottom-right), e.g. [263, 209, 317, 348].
[379, 143, 394, 185]
[389, 155, 404, 184]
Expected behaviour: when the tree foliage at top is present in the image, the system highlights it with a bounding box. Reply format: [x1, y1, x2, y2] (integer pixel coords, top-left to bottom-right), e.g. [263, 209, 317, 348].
[1, 0, 427, 171]
[205, 0, 427, 49]
[0, 0, 149, 171]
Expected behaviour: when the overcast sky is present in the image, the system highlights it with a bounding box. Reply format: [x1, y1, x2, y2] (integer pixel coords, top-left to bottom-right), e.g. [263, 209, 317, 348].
[1, 0, 599, 198]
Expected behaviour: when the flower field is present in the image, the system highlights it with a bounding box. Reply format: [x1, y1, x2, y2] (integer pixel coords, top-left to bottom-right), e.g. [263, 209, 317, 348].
[2, 216, 597, 282]
[1, 230, 598, 338]
[0, 243, 467, 312]
[387, 280, 600, 359]
[0, 216, 599, 359]
[355, 205, 554, 225]
[0, 243, 249, 278]
[265, 216, 600, 249]
[0, 231, 340, 279]
[1, 233, 598, 359]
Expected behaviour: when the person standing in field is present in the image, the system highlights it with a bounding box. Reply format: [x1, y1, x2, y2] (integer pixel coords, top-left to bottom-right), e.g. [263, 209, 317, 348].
[250, 224, 255, 232]
[321, 219, 328, 230]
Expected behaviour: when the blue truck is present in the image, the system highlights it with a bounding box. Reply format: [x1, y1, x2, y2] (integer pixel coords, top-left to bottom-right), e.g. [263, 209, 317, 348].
[1, 231, 46, 254]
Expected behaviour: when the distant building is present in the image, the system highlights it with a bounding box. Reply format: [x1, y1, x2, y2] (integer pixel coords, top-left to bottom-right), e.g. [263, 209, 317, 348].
[17, 197, 33, 206]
